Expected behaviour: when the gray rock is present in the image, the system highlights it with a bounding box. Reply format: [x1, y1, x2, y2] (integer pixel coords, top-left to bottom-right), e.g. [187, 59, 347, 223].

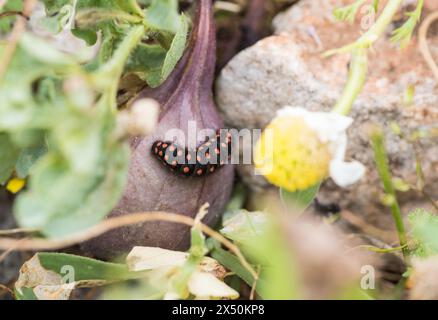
[216, 0, 438, 228]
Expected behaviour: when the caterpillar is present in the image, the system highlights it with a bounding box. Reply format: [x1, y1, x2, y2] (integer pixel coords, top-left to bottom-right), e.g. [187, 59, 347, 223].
[151, 129, 233, 177]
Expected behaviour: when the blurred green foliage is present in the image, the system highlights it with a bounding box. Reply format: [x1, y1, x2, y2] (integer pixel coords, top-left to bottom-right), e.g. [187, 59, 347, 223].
[409, 209, 438, 258]
[0, 0, 188, 237]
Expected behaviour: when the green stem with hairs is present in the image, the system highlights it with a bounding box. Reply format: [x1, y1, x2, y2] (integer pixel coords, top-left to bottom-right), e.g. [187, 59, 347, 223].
[329, 0, 404, 116]
[371, 128, 409, 261]
[332, 48, 367, 115]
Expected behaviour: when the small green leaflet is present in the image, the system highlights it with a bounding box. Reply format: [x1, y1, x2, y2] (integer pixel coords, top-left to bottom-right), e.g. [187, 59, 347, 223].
[144, 0, 180, 33]
[280, 183, 321, 214]
[15, 252, 143, 300]
[159, 14, 189, 85]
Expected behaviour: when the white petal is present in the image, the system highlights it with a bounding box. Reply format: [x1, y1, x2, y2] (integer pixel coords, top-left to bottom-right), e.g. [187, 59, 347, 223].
[329, 160, 366, 187]
[126, 247, 188, 271]
[276, 106, 308, 118]
[188, 272, 239, 300]
[276, 107, 353, 144]
[331, 133, 348, 162]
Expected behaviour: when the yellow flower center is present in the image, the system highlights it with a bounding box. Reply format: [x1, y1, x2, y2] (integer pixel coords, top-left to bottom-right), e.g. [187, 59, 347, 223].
[254, 116, 331, 192]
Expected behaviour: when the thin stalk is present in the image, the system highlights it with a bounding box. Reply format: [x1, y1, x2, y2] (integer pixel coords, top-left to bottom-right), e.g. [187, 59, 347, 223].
[329, 0, 404, 116]
[332, 47, 367, 115]
[326, 0, 404, 56]
[358, 0, 404, 46]
[371, 128, 409, 261]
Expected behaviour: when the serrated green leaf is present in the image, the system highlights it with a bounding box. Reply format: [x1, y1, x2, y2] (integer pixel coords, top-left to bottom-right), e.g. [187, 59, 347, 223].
[159, 14, 189, 84]
[391, 0, 423, 48]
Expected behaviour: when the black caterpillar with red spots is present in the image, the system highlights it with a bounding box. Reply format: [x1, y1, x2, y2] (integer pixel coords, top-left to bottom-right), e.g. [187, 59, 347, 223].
[151, 130, 232, 177]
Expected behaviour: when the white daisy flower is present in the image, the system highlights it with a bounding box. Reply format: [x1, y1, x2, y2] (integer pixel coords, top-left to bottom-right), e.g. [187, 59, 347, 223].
[255, 106, 365, 191]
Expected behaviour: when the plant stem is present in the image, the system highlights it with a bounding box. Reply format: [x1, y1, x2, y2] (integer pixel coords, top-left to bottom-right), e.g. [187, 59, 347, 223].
[358, 0, 403, 46]
[332, 47, 367, 115]
[330, 0, 404, 116]
[371, 128, 409, 260]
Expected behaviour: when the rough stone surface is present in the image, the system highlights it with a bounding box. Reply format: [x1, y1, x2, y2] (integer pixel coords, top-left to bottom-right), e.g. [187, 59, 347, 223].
[216, 0, 438, 228]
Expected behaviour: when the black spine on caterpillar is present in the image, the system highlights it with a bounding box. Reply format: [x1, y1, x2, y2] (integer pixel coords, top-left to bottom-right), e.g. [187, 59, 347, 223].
[151, 130, 233, 177]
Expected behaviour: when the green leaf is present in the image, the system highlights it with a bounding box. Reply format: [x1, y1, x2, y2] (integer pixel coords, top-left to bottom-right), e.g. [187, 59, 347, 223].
[43, 0, 143, 17]
[0, 134, 20, 184]
[280, 183, 321, 213]
[0, 0, 23, 34]
[15, 144, 130, 237]
[160, 14, 189, 83]
[71, 28, 98, 45]
[391, 0, 423, 48]
[144, 0, 180, 33]
[333, 0, 365, 24]
[131, 14, 189, 88]
[221, 210, 268, 245]
[171, 216, 207, 297]
[37, 253, 136, 281]
[15, 253, 144, 300]
[15, 287, 38, 300]
[20, 33, 79, 69]
[125, 43, 167, 84]
[208, 239, 266, 298]
[16, 145, 48, 179]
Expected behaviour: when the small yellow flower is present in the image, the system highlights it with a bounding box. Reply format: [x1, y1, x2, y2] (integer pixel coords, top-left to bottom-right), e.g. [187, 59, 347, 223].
[6, 178, 26, 194]
[254, 116, 331, 192]
[254, 107, 365, 192]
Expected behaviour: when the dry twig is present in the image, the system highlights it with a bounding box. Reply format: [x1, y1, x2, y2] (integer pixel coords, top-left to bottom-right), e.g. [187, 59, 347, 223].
[419, 11, 438, 83]
[0, 211, 258, 280]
